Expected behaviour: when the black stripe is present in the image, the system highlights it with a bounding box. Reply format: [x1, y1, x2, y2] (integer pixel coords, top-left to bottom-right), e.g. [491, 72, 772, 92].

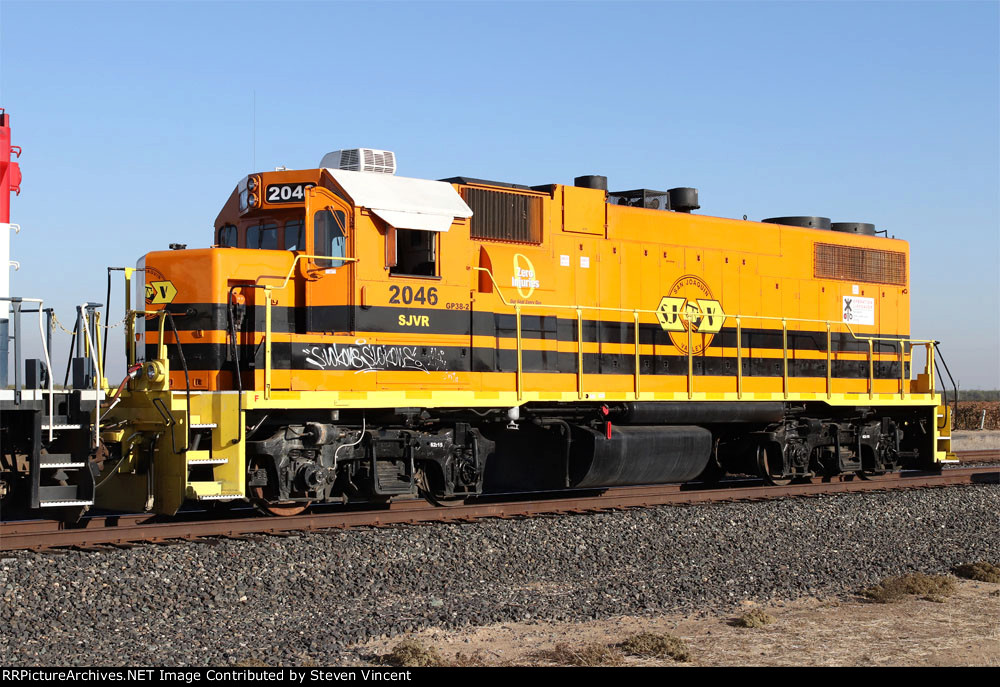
[149, 342, 910, 381]
[161, 302, 910, 355]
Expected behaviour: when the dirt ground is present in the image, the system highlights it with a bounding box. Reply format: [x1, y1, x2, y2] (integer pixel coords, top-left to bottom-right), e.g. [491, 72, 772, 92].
[356, 579, 1000, 667]
[952, 430, 1000, 451]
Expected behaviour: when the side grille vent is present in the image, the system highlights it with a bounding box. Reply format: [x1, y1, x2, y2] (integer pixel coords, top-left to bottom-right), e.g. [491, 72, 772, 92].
[464, 188, 543, 244]
[814, 243, 906, 285]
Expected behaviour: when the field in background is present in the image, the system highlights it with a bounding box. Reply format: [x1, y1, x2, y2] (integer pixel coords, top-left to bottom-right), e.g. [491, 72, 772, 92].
[954, 401, 1000, 431]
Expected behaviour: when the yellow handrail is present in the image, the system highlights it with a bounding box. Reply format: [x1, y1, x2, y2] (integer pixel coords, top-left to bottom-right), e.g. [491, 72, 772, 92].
[632, 310, 641, 399]
[736, 316, 743, 399]
[256, 253, 358, 291]
[256, 253, 358, 397]
[471, 266, 936, 399]
[473, 266, 935, 343]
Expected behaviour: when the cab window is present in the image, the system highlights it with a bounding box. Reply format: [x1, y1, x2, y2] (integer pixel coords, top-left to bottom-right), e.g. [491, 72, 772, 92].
[314, 210, 347, 267]
[218, 224, 237, 247]
[284, 220, 305, 251]
[246, 223, 278, 250]
[390, 229, 437, 277]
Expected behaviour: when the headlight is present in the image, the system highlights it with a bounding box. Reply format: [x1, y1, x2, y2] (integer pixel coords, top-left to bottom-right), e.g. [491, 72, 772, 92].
[247, 177, 258, 191]
[248, 194, 258, 208]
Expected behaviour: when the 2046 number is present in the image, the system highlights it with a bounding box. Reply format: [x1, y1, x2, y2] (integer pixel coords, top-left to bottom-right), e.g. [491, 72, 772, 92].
[389, 285, 438, 306]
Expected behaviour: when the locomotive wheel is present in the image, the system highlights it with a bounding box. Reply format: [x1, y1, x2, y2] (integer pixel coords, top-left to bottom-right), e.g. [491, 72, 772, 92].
[424, 493, 467, 508]
[249, 460, 310, 516]
[756, 445, 792, 487]
[855, 468, 885, 481]
[416, 469, 467, 508]
[252, 499, 310, 517]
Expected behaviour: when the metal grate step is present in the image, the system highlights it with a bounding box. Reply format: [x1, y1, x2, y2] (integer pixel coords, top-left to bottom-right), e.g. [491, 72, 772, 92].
[194, 493, 243, 501]
[39, 453, 87, 469]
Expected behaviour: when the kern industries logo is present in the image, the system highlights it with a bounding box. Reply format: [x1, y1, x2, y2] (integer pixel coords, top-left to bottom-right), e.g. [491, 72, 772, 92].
[655, 275, 726, 354]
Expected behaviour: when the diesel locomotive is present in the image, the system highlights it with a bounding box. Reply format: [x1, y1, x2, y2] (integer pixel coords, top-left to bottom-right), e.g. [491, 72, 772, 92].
[2, 143, 956, 518]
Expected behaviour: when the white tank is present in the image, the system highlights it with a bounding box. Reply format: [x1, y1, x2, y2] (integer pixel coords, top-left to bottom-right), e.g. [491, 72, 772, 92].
[0, 222, 10, 387]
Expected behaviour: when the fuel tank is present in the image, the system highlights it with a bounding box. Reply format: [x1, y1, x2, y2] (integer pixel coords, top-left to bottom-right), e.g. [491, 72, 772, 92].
[483, 422, 712, 492]
[569, 425, 712, 488]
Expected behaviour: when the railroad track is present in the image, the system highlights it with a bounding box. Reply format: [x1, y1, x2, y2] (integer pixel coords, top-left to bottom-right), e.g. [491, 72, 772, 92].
[2, 461, 996, 552]
[954, 448, 1000, 463]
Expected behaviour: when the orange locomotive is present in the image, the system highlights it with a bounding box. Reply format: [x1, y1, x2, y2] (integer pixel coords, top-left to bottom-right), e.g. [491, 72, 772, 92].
[98, 148, 954, 515]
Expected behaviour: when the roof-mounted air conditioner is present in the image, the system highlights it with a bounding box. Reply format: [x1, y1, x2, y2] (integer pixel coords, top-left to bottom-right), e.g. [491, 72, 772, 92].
[319, 148, 396, 175]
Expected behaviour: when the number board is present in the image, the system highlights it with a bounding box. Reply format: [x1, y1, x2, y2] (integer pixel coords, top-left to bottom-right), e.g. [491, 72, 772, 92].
[265, 183, 315, 204]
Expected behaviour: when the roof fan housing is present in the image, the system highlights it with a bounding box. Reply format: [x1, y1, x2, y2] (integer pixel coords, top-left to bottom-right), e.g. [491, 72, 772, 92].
[320, 148, 397, 175]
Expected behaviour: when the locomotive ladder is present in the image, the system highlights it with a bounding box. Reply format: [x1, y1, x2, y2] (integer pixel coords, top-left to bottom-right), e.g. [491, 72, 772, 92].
[2, 297, 103, 508]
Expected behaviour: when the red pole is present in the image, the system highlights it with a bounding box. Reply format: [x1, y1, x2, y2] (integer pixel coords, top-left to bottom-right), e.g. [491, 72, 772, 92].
[0, 107, 16, 388]
[0, 109, 22, 224]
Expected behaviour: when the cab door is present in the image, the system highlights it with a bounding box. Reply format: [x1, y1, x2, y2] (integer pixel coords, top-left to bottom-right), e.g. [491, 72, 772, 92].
[376, 225, 469, 386]
[302, 186, 355, 336]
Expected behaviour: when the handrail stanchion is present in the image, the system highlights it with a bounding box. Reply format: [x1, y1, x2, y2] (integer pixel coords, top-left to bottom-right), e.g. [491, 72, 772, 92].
[94, 310, 104, 386]
[782, 318, 788, 400]
[44, 309, 53, 363]
[867, 339, 874, 400]
[576, 308, 584, 400]
[899, 340, 906, 399]
[687, 320, 694, 400]
[264, 286, 273, 400]
[928, 343, 936, 393]
[124, 268, 134, 368]
[515, 305, 523, 402]
[633, 310, 640, 400]
[736, 316, 743, 399]
[826, 322, 832, 400]
[11, 299, 22, 406]
[78, 303, 104, 450]
[156, 311, 167, 362]
[39, 305, 55, 442]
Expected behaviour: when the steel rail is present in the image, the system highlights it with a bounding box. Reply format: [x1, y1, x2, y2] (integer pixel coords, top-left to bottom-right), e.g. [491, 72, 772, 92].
[1, 464, 995, 552]
[954, 448, 1000, 463]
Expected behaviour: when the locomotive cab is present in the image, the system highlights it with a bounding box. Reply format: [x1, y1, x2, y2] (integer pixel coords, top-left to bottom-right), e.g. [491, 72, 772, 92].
[141, 152, 474, 396]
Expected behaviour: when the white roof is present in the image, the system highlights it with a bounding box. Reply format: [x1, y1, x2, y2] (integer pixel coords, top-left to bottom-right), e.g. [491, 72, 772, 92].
[326, 169, 472, 232]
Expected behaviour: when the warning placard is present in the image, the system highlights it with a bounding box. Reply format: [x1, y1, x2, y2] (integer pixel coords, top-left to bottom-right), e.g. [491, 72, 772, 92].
[842, 295, 874, 326]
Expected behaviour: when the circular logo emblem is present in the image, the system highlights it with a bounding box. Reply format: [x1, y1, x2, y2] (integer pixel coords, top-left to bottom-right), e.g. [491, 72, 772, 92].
[655, 274, 725, 354]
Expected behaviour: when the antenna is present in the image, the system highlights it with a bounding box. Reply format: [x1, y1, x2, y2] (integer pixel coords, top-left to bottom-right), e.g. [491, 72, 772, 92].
[252, 89, 256, 171]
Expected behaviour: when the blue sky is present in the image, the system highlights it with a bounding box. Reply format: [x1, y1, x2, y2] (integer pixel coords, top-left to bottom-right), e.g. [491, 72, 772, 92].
[1, 0, 997, 387]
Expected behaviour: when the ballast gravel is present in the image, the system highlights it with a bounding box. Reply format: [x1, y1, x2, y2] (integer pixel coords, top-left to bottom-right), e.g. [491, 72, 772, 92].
[1, 484, 997, 666]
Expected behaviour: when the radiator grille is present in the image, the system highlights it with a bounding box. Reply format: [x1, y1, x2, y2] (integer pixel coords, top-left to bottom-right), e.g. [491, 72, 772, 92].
[465, 188, 542, 243]
[814, 243, 907, 286]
